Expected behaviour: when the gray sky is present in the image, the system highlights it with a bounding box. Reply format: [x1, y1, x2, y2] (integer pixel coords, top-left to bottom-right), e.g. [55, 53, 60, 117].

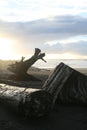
[0, 0, 87, 59]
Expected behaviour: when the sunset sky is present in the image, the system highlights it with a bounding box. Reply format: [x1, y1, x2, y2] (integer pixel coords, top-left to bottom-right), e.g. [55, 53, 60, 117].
[0, 0, 87, 60]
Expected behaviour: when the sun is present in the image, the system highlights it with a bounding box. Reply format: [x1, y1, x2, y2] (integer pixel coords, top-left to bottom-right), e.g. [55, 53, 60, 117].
[0, 38, 14, 60]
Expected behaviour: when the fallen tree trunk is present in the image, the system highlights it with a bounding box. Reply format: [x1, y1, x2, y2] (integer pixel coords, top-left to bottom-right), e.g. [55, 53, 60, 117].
[8, 48, 46, 81]
[43, 62, 87, 105]
[0, 84, 52, 118]
[42, 62, 73, 106]
[1, 62, 87, 118]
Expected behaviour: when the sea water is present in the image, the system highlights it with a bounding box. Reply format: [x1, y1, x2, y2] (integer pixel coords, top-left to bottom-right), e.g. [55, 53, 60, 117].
[34, 59, 87, 69]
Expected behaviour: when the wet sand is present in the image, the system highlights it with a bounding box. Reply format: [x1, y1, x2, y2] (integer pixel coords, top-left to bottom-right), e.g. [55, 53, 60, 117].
[0, 103, 87, 130]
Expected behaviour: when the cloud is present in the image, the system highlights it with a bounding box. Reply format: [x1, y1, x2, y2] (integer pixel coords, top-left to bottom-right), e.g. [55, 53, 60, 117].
[2, 15, 87, 40]
[40, 40, 87, 55]
[65, 41, 87, 55]
[1, 0, 87, 22]
[0, 15, 87, 56]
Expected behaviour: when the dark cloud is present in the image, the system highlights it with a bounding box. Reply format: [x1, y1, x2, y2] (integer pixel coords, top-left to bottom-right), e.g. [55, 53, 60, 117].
[0, 15, 87, 55]
[65, 41, 87, 55]
[38, 41, 87, 55]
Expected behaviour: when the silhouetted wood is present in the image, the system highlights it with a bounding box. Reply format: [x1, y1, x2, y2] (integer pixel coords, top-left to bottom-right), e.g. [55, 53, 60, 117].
[1, 62, 87, 118]
[0, 84, 52, 118]
[43, 62, 87, 105]
[8, 48, 46, 81]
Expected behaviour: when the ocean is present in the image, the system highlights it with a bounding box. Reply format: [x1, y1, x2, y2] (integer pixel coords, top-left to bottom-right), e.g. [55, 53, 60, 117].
[34, 59, 87, 69]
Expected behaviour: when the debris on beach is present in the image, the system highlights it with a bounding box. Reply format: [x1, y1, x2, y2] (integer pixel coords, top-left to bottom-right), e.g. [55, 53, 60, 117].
[7, 48, 47, 81]
[0, 47, 87, 118]
[0, 84, 52, 118]
[43, 62, 87, 105]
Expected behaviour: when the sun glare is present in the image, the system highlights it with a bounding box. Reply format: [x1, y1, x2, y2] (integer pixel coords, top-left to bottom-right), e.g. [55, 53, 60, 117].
[0, 38, 14, 60]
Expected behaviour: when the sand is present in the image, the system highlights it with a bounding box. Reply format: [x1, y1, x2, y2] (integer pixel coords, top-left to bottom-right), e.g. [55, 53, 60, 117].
[0, 67, 87, 130]
[0, 104, 87, 130]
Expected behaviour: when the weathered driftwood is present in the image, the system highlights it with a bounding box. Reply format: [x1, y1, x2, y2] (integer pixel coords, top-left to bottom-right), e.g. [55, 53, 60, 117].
[0, 79, 42, 88]
[0, 84, 52, 118]
[1, 62, 87, 118]
[43, 62, 87, 105]
[42, 62, 73, 106]
[8, 48, 46, 81]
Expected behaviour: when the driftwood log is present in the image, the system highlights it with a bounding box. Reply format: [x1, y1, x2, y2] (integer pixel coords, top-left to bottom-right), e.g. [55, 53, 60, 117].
[43, 62, 87, 105]
[8, 48, 46, 81]
[0, 84, 52, 118]
[1, 62, 87, 118]
[42, 62, 73, 106]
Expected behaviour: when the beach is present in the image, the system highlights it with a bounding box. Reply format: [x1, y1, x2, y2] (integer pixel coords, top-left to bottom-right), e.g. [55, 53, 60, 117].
[0, 66, 87, 130]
